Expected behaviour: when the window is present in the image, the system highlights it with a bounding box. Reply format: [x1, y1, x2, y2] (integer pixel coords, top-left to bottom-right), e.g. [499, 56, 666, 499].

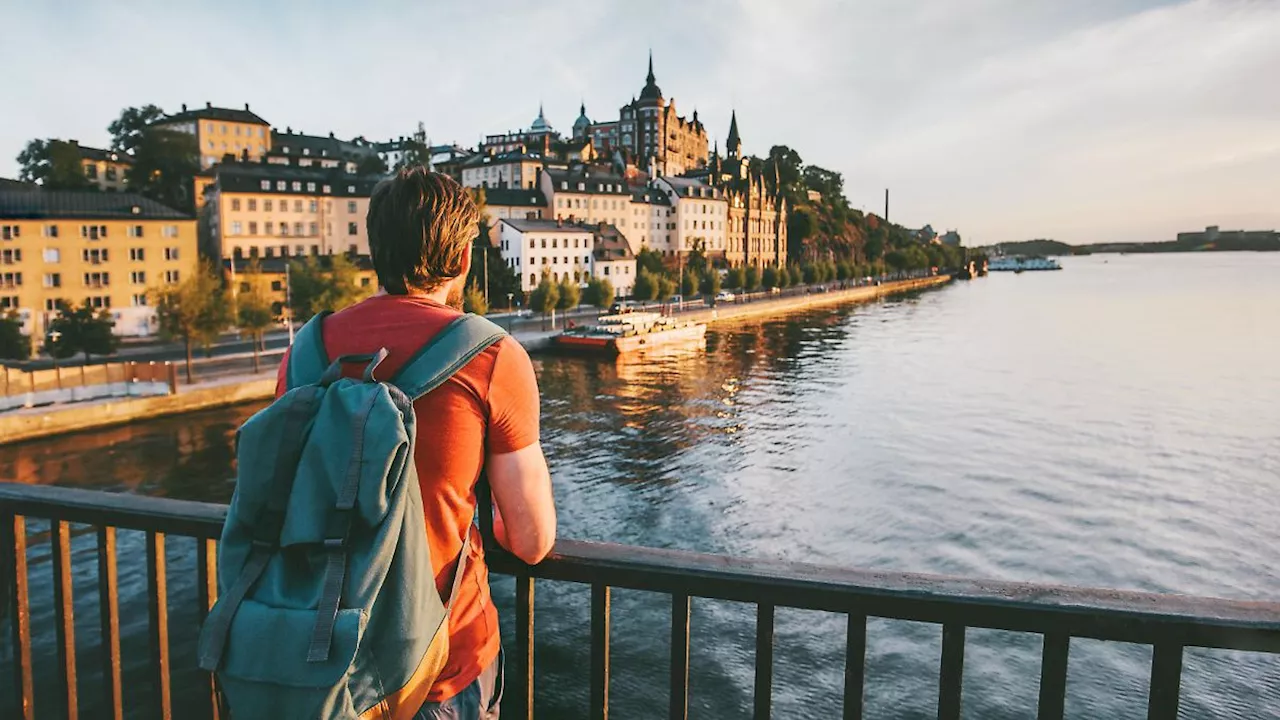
[281, 223, 290, 236]
[162, 225, 179, 238]
[82, 271, 109, 288]
[249, 222, 258, 235]
[265, 247, 275, 258]
[541, 239, 546, 249]
[293, 222, 303, 236]
[44, 248, 60, 263]
[361, 277, 371, 288]
[529, 273, 536, 286]
[322, 185, 331, 194]
[231, 198, 241, 211]
[0, 225, 18, 240]
[294, 200, 303, 213]
[231, 222, 243, 235]
[85, 164, 99, 179]
[131, 294, 148, 307]
[248, 199, 257, 212]
[83, 248, 109, 264]
[308, 200, 317, 213]
[260, 180, 271, 190]
[130, 271, 146, 285]
[88, 295, 110, 309]
[164, 247, 180, 261]
[309, 222, 317, 236]
[81, 225, 107, 240]
[0, 296, 18, 309]
[125, 225, 142, 238]
[271, 280, 283, 291]
[291, 181, 302, 192]
[43, 273, 60, 288]
[311, 245, 320, 256]
[552, 239, 557, 249]
[277, 181, 287, 191]
[221, 124, 228, 134]
[347, 222, 358, 236]
[44, 298, 57, 311]
[265, 222, 274, 235]
[347, 185, 355, 194]
[296, 245, 305, 256]
[347, 200, 357, 214]
[0, 248, 19, 264]
[165, 270, 180, 284]
[529, 239, 535, 249]
[552, 257, 558, 264]
[307, 182, 316, 192]
[541, 257, 547, 265]
[42, 225, 58, 238]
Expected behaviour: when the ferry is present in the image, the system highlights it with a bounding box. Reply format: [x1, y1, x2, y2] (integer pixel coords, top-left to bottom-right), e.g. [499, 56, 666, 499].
[554, 311, 707, 354]
[988, 256, 1062, 272]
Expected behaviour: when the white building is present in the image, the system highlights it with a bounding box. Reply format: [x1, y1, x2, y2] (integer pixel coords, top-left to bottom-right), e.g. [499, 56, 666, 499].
[541, 166, 632, 233]
[628, 185, 675, 256]
[654, 176, 727, 258]
[498, 218, 638, 295]
[461, 150, 546, 190]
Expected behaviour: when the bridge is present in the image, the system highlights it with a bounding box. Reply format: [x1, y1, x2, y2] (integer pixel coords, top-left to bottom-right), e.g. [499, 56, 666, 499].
[2, 483, 1278, 719]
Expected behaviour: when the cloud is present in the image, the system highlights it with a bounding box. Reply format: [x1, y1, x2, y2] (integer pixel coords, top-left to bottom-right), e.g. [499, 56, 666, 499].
[1, 0, 1275, 244]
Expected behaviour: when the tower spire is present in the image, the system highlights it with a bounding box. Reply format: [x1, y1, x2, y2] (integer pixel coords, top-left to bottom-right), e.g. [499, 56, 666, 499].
[647, 50, 655, 84]
[727, 110, 741, 158]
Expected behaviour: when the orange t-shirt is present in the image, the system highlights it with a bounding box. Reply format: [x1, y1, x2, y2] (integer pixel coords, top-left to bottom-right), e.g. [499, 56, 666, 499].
[274, 294, 540, 702]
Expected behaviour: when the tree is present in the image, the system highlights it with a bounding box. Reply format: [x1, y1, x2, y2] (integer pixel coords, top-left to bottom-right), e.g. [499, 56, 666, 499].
[632, 268, 658, 303]
[46, 300, 118, 363]
[556, 276, 580, 311]
[885, 249, 909, 273]
[17, 139, 92, 189]
[681, 271, 698, 297]
[701, 268, 722, 297]
[803, 166, 845, 203]
[761, 266, 778, 289]
[235, 260, 275, 374]
[744, 265, 761, 291]
[583, 277, 615, 309]
[528, 272, 560, 325]
[0, 311, 30, 361]
[725, 267, 745, 290]
[108, 105, 167, 154]
[766, 145, 804, 200]
[837, 261, 852, 281]
[463, 283, 489, 315]
[788, 208, 817, 247]
[153, 261, 231, 383]
[127, 128, 199, 213]
[803, 263, 818, 284]
[288, 255, 366, 321]
[657, 276, 677, 302]
[777, 265, 792, 288]
[357, 153, 389, 176]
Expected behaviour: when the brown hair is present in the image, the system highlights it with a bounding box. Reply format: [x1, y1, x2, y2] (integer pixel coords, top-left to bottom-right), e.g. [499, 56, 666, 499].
[366, 166, 479, 294]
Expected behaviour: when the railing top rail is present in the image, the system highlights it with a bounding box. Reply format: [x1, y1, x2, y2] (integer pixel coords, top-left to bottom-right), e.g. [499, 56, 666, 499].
[3, 483, 1278, 652]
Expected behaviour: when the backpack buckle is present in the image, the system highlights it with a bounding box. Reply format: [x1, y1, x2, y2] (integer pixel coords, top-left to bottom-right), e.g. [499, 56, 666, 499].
[324, 509, 353, 547]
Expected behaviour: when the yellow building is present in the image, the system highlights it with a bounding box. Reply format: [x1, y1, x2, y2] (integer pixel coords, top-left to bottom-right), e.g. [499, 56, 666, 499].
[223, 256, 377, 317]
[73, 142, 133, 192]
[152, 102, 271, 170]
[202, 161, 379, 261]
[0, 190, 197, 340]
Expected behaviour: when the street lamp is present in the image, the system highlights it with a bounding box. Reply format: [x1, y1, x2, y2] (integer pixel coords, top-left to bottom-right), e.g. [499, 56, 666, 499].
[284, 261, 295, 346]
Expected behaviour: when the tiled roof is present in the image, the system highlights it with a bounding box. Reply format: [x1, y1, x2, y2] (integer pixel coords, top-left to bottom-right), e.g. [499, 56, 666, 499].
[209, 162, 381, 197]
[76, 145, 133, 165]
[157, 104, 269, 126]
[461, 150, 544, 169]
[0, 190, 189, 220]
[592, 224, 635, 260]
[544, 167, 630, 195]
[0, 178, 38, 192]
[500, 217, 591, 234]
[269, 131, 378, 161]
[482, 187, 547, 207]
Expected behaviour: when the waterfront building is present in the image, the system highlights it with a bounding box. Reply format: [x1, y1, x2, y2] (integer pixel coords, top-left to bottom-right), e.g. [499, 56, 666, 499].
[198, 160, 379, 261]
[266, 128, 377, 172]
[1177, 225, 1278, 245]
[477, 186, 548, 244]
[497, 217, 636, 293]
[586, 54, 709, 177]
[151, 103, 271, 170]
[0, 190, 196, 339]
[73, 142, 132, 192]
[540, 166, 633, 234]
[626, 185, 674, 255]
[653, 176, 728, 260]
[461, 149, 547, 190]
[696, 113, 788, 268]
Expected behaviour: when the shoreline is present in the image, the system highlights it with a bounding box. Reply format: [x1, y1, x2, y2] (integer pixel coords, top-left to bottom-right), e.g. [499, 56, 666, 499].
[0, 275, 951, 444]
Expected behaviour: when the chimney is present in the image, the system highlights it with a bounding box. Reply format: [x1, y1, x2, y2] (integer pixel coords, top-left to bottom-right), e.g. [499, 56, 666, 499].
[527, 211, 537, 220]
[206, 101, 212, 109]
[286, 127, 292, 134]
[329, 131, 335, 139]
[181, 103, 187, 112]
[245, 103, 250, 111]
[556, 218, 563, 228]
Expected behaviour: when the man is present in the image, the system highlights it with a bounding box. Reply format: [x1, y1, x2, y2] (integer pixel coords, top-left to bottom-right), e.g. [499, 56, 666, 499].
[275, 167, 556, 719]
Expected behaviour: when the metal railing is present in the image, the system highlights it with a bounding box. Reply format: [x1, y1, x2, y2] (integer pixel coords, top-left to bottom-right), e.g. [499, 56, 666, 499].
[3, 483, 1279, 720]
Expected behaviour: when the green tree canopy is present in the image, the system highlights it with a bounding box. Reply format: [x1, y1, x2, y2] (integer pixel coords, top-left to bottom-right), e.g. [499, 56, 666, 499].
[556, 276, 580, 310]
[635, 248, 665, 277]
[127, 128, 199, 213]
[632, 268, 658, 303]
[701, 268, 722, 296]
[761, 266, 778, 289]
[0, 311, 31, 361]
[153, 260, 231, 383]
[108, 105, 167, 154]
[725, 267, 745, 290]
[657, 276, 677, 302]
[583, 277, 615, 309]
[235, 259, 276, 374]
[17, 139, 93, 189]
[680, 271, 698, 297]
[46, 300, 118, 363]
[463, 284, 489, 315]
[287, 255, 367, 321]
[744, 265, 761, 291]
[357, 153, 389, 176]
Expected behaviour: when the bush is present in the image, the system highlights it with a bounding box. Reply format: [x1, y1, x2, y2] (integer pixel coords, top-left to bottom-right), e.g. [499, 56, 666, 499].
[701, 269, 722, 296]
[761, 266, 778, 289]
[725, 267, 745, 290]
[744, 265, 761, 291]
[777, 265, 792, 288]
[0, 311, 30, 360]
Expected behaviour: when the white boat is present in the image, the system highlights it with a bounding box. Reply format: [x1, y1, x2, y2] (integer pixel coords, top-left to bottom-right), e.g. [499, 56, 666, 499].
[988, 256, 1062, 272]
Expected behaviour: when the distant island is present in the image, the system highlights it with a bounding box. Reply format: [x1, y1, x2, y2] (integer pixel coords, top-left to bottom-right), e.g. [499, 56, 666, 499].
[987, 226, 1280, 256]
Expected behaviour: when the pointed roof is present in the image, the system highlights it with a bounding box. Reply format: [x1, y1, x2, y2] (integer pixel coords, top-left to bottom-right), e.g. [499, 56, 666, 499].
[530, 103, 551, 133]
[639, 51, 663, 101]
[727, 110, 742, 155]
[573, 101, 591, 132]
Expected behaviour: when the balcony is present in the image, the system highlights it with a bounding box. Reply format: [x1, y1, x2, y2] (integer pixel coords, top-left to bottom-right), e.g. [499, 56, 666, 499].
[1, 483, 1278, 719]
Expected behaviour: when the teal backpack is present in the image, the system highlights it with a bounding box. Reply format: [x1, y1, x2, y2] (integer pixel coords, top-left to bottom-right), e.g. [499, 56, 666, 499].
[197, 311, 507, 720]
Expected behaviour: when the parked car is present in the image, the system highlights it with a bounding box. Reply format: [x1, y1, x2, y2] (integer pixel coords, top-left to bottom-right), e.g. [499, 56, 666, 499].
[609, 301, 634, 314]
[716, 291, 736, 302]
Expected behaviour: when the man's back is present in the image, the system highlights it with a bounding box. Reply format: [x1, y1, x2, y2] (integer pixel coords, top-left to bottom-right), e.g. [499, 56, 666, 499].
[274, 293, 540, 702]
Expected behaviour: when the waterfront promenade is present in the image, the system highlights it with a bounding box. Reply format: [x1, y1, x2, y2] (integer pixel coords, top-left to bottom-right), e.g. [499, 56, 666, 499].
[0, 275, 949, 444]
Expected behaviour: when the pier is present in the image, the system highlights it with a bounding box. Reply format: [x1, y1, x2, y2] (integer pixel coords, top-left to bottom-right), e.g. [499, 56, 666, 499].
[3, 483, 1278, 719]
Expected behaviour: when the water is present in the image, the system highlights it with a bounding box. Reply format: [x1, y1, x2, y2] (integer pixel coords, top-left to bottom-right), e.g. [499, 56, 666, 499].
[3, 253, 1278, 718]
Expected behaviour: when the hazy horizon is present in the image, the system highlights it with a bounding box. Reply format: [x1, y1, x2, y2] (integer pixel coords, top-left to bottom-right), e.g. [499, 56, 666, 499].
[2, 0, 1277, 245]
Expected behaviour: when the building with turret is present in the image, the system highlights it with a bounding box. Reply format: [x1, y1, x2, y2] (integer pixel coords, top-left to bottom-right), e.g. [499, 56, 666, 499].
[698, 112, 787, 268]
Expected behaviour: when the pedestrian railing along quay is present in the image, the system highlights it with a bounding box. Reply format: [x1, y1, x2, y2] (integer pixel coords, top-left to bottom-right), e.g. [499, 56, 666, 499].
[1, 361, 177, 411]
[3, 484, 1279, 720]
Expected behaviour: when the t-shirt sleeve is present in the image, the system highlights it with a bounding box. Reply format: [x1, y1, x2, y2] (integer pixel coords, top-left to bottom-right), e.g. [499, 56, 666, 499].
[274, 348, 291, 398]
[486, 336, 541, 455]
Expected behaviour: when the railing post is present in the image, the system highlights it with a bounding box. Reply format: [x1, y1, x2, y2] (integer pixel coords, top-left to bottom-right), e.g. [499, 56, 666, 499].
[147, 531, 172, 720]
[97, 527, 124, 720]
[52, 519, 80, 720]
[938, 624, 965, 720]
[4, 513, 36, 720]
[590, 584, 611, 720]
[197, 538, 222, 720]
[166, 362, 178, 394]
[1147, 644, 1183, 720]
[1037, 633, 1069, 720]
[844, 614, 866, 720]
[669, 593, 691, 720]
[754, 603, 774, 720]
[515, 573, 535, 720]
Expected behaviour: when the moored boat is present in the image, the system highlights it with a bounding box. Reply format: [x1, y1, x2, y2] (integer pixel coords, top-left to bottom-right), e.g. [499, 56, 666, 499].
[988, 256, 1062, 272]
[554, 311, 707, 354]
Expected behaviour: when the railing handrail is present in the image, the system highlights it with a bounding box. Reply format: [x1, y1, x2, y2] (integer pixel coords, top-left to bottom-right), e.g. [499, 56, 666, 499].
[5, 482, 1278, 653]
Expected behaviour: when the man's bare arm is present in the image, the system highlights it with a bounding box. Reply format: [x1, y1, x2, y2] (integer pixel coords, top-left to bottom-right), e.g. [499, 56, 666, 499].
[487, 441, 556, 564]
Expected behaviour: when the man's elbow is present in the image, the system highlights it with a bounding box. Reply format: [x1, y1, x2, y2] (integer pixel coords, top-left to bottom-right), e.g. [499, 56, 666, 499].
[509, 527, 556, 565]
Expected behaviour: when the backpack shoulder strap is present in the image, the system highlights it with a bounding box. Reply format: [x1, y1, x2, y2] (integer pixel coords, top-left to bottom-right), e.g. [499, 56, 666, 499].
[390, 314, 508, 401]
[285, 311, 333, 389]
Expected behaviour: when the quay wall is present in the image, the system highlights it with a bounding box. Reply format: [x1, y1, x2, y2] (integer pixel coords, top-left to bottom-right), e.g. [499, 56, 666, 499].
[0, 276, 950, 444]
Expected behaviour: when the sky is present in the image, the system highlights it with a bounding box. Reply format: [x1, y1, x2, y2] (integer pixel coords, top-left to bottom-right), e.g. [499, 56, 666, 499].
[1, 0, 1277, 245]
